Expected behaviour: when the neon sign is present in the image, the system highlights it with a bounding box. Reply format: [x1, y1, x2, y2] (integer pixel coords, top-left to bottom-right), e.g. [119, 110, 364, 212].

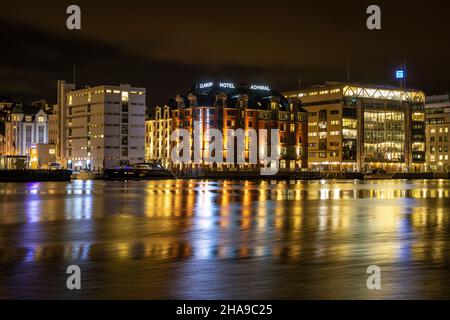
[396, 70, 404, 79]
[251, 85, 270, 91]
[219, 82, 235, 89]
[199, 82, 213, 89]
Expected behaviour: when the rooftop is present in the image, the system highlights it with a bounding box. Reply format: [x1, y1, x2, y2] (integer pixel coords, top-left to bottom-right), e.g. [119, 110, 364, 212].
[172, 81, 307, 112]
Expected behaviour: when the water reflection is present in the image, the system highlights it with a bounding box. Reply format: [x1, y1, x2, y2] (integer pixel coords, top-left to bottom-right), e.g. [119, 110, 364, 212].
[1, 179, 450, 298]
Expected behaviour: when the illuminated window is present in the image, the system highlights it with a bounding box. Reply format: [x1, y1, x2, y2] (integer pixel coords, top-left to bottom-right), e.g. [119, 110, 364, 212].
[290, 124, 295, 132]
[412, 113, 425, 122]
[38, 116, 45, 122]
[121, 91, 129, 102]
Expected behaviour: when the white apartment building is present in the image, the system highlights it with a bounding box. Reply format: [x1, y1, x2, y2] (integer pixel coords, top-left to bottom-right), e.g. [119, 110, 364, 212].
[63, 84, 146, 171]
[5, 105, 49, 156]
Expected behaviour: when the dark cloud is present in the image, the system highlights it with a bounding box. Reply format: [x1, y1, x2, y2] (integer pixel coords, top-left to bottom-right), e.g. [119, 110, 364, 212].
[1, 0, 450, 105]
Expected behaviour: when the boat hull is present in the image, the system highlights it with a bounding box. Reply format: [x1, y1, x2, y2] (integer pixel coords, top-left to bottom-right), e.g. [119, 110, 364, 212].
[103, 168, 174, 180]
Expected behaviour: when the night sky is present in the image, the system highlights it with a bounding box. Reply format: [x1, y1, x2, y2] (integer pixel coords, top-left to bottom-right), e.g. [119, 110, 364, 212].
[1, 0, 449, 106]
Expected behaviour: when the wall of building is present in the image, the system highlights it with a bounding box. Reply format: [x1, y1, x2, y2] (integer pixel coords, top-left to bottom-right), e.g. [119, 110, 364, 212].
[284, 84, 426, 172]
[65, 84, 146, 171]
[5, 110, 49, 157]
[426, 94, 450, 172]
[146, 105, 172, 167]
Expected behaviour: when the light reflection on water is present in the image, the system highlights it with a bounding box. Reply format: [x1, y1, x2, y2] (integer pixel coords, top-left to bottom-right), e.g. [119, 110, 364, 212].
[0, 179, 450, 299]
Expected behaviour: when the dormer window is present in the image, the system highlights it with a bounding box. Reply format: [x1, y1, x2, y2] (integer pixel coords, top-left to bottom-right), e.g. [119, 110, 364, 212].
[38, 116, 45, 122]
[25, 116, 32, 122]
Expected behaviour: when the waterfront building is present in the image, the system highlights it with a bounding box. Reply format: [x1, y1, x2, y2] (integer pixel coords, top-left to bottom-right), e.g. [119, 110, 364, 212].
[61, 83, 146, 171]
[5, 105, 49, 157]
[56, 80, 76, 162]
[425, 94, 450, 172]
[284, 82, 426, 172]
[162, 81, 308, 172]
[145, 105, 172, 167]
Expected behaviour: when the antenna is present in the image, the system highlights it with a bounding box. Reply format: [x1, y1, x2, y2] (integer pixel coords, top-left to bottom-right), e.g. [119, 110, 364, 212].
[346, 53, 351, 82]
[73, 64, 76, 86]
[298, 77, 302, 89]
[403, 60, 407, 90]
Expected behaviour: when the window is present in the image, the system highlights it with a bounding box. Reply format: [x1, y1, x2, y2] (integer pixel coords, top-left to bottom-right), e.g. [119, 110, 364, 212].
[330, 152, 339, 157]
[121, 91, 129, 102]
[38, 126, 44, 143]
[290, 124, 295, 132]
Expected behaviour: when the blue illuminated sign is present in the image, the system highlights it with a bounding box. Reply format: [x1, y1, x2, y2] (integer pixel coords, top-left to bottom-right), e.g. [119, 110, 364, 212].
[250, 84, 270, 91]
[396, 70, 404, 79]
[219, 82, 235, 89]
[199, 82, 213, 89]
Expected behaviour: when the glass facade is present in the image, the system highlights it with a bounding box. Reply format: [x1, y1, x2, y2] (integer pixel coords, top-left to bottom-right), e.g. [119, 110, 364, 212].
[364, 101, 405, 163]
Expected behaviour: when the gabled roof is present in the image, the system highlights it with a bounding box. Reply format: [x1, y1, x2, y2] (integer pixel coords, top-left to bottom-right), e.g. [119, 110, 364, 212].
[11, 105, 47, 115]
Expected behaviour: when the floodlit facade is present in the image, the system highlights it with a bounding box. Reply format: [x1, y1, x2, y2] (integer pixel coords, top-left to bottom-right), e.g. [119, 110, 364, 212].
[145, 105, 172, 167]
[284, 83, 426, 172]
[165, 81, 308, 172]
[5, 105, 49, 156]
[425, 94, 450, 172]
[63, 84, 146, 171]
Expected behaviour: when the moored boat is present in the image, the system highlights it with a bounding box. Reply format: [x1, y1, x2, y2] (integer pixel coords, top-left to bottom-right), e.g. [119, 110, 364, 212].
[103, 163, 175, 180]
